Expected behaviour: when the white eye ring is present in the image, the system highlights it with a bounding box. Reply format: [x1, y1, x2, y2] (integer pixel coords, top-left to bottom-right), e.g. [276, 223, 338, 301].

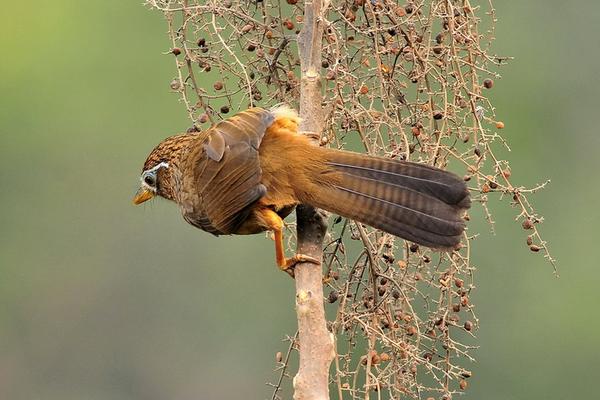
[140, 162, 169, 189]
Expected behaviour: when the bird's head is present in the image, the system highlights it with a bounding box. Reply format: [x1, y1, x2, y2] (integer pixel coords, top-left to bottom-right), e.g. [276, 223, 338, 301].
[133, 134, 193, 205]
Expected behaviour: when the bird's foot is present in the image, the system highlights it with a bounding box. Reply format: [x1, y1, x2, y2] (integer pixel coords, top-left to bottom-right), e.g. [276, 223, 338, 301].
[279, 254, 320, 278]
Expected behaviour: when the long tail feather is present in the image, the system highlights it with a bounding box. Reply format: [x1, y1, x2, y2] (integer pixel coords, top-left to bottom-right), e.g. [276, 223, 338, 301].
[297, 149, 470, 249]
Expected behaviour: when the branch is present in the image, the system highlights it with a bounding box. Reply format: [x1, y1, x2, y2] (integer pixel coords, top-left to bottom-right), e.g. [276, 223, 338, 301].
[293, 1, 334, 400]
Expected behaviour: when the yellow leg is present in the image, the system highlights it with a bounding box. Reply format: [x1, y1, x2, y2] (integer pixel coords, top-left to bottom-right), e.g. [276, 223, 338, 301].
[258, 208, 320, 273]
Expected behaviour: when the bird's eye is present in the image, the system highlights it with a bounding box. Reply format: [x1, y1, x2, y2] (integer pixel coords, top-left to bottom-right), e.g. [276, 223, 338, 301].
[143, 174, 156, 186]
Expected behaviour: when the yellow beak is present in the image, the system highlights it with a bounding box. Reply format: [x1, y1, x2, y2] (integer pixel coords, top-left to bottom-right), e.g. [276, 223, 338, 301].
[133, 188, 154, 205]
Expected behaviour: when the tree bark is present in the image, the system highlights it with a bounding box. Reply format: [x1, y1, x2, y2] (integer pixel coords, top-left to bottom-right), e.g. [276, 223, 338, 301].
[293, 1, 334, 400]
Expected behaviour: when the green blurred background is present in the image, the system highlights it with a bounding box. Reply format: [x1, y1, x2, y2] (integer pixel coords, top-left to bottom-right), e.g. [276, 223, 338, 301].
[1, 1, 598, 399]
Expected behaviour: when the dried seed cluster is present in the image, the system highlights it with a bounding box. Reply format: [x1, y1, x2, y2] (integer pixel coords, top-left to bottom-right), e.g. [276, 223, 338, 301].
[148, 1, 555, 399]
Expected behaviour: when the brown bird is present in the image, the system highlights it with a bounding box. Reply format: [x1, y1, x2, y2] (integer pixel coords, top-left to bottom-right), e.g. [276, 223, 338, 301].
[133, 106, 470, 271]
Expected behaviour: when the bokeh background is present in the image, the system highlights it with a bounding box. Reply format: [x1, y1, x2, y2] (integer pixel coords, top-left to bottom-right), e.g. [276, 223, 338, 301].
[1, 1, 599, 399]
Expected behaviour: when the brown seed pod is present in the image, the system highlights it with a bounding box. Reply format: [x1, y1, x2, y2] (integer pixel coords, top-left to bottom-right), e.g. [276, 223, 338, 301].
[409, 243, 419, 253]
[287, 0, 298, 4]
[496, 121, 505, 129]
[527, 235, 534, 246]
[454, 278, 464, 288]
[460, 379, 468, 390]
[392, 289, 400, 299]
[464, 321, 473, 331]
[359, 85, 369, 95]
[483, 78, 494, 89]
[452, 303, 461, 312]
[247, 43, 256, 52]
[197, 38, 206, 47]
[433, 111, 444, 120]
[530, 245, 541, 252]
[404, 3, 414, 14]
[379, 353, 390, 362]
[213, 81, 224, 91]
[397, 260, 407, 269]
[220, 105, 230, 114]
[275, 351, 283, 363]
[171, 47, 181, 56]
[169, 79, 181, 90]
[481, 183, 490, 193]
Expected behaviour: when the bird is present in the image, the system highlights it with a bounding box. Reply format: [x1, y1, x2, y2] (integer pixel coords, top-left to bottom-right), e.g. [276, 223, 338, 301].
[133, 106, 470, 271]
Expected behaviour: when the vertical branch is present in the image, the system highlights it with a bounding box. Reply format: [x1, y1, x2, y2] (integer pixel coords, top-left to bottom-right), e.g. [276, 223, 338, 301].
[293, 1, 334, 400]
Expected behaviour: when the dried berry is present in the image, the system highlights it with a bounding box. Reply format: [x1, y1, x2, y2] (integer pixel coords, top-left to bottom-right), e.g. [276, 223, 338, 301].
[483, 78, 494, 89]
[379, 353, 390, 362]
[359, 85, 369, 95]
[522, 219, 534, 230]
[169, 79, 181, 90]
[404, 3, 414, 14]
[284, 19, 294, 30]
[392, 289, 400, 299]
[220, 105, 230, 114]
[213, 81, 224, 91]
[198, 113, 209, 124]
[197, 38, 206, 47]
[247, 43, 256, 52]
[433, 111, 444, 120]
[530, 245, 541, 252]
[275, 351, 283, 363]
[460, 295, 469, 307]
[409, 243, 419, 252]
[328, 290, 339, 303]
[496, 121, 505, 129]
[171, 47, 181, 56]
[464, 321, 473, 331]
[460, 379, 468, 390]
[287, 0, 298, 4]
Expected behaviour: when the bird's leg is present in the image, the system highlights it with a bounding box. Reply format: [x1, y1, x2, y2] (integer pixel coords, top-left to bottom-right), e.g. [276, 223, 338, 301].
[258, 208, 320, 275]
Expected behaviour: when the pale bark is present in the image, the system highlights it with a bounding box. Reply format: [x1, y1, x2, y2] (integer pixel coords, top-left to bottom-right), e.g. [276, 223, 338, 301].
[293, 1, 335, 399]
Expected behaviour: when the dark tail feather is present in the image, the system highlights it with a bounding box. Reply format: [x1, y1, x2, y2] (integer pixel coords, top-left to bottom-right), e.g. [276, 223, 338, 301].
[302, 150, 470, 250]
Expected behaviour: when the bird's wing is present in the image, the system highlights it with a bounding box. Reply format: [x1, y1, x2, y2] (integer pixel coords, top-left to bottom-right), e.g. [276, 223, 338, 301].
[191, 108, 275, 234]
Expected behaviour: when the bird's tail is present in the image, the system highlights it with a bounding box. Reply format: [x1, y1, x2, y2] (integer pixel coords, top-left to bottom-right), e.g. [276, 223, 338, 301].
[295, 149, 471, 250]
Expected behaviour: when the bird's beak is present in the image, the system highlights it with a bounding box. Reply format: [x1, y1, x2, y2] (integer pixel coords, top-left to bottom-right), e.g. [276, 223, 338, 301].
[133, 188, 154, 205]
